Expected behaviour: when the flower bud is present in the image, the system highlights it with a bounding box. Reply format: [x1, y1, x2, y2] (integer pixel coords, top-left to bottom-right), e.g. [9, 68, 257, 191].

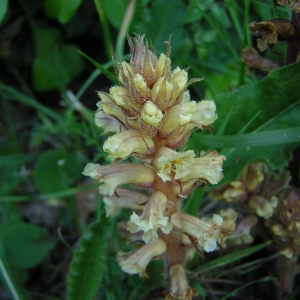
[248, 195, 278, 219]
[150, 77, 173, 111]
[118, 61, 135, 86]
[110, 86, 139, 111]
[97, 93, 127, 126]
[83, 163, 155, 196]
[156, 53, 171, 79]
[129, 35, 158, 87]
[168, 67, 188, 106]
[141, 101, 163, 127]
[116, 238, 167, 277]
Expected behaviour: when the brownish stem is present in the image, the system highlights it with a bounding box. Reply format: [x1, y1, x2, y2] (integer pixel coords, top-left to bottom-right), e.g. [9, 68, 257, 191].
[151, 140, 184, 270]
[276, 255, 299, 300]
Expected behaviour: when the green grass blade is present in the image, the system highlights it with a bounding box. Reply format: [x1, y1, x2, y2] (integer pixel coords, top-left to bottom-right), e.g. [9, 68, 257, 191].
[67, 218, 113, 300]
[78, 51, 118, 84]
[76, 61, 114, 100]
[93, 0, 114, 59]
[196, 127, 300, 148]
[0, 184, 97, 203]
[0, 244, 28, 300]
[0, 82, 64, 123]
[115, 0, 136, 58]
[220, 276, 274, 300]
[190, 241, 272, 274]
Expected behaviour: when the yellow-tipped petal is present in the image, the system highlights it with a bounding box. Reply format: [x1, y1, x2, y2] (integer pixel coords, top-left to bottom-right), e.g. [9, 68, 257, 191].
[141, 101, 163, 127]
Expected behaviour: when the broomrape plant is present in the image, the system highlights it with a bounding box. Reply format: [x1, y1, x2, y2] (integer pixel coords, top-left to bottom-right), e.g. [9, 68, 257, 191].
[83, 35, 237, 299]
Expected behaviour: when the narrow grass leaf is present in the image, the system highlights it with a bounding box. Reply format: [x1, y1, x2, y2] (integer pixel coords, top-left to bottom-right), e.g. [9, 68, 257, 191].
[190, 241, 272, 274]
[78, 51, 118, 84]
[220, 276, 274, 300]
[0, 245, 28, 300]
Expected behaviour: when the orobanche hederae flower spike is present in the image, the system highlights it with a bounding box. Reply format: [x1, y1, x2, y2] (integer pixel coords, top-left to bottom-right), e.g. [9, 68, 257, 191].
[83, 35, 236, 300]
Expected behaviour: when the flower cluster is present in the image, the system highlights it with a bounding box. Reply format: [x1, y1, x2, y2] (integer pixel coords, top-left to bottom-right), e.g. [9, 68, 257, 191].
[83, 35, 236, 299]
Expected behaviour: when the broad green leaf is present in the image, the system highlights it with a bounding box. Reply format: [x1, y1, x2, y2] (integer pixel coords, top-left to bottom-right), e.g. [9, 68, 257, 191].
[67, 218, 112, 300]
[211, 2, 231, 28]
[213, 61, 300, 135]
[0, 0, 8, 24]
[32, 28, 85, 91]
[0, 153, 39, 167]
[102, 0, 130, 29]
[132, 0, 185, 55]
[190, 61, 300, 184]
[34, 149, 82, 194]
[44, 0, 83, 23]
[0, 221, 55, 269]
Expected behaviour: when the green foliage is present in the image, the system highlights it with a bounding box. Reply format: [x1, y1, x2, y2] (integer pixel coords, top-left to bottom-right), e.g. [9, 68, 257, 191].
[0, 244, 29, 300]
[32, 28, 85, 91]
[67, 218, 112, 300]
[190, 241, 272, 274]
[44, 0, 83, 24]
[0, 221, 55, 269]
[34, 149, 82, 194]
[102, 0, 130, 30]
[190, 61, 300, 184]
[0, 0, 8, 24]
[132, 0, 186, 55]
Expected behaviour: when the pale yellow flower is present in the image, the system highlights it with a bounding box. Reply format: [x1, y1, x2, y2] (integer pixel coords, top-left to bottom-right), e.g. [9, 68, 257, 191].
[141, 101, 163, 127]
[102, 188, 149, 217]
[83, 163, 155, 196]
[182, 151, 225, 185]
[154, 148, 195, 182]
[167, 264, 197, 300]
[103, 130, 155, 159]
[127, 191, 172, 243]
[117, 238, 167, 277]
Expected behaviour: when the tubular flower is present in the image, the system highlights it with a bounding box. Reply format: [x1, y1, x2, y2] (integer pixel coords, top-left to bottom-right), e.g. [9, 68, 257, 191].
[154, 148, 196, 182]
[83, 35, 234, 299]
[127, 191, 173, 243]
[83, 163, 154, 196]
[166, 264, 197, 300]
[171, 209, 237, 252]
[116, 238, 167, 277]
[182, 151, 226, 185]
[103, 130, 155, 159]
[102, 188, 149, 217]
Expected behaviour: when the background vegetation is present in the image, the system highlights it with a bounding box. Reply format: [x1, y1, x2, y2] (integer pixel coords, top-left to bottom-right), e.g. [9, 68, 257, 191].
[0, 0, 299, 299]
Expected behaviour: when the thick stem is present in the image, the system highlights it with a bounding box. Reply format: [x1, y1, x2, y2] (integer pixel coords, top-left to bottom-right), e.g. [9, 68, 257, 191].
[152, 168, 184, 269]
